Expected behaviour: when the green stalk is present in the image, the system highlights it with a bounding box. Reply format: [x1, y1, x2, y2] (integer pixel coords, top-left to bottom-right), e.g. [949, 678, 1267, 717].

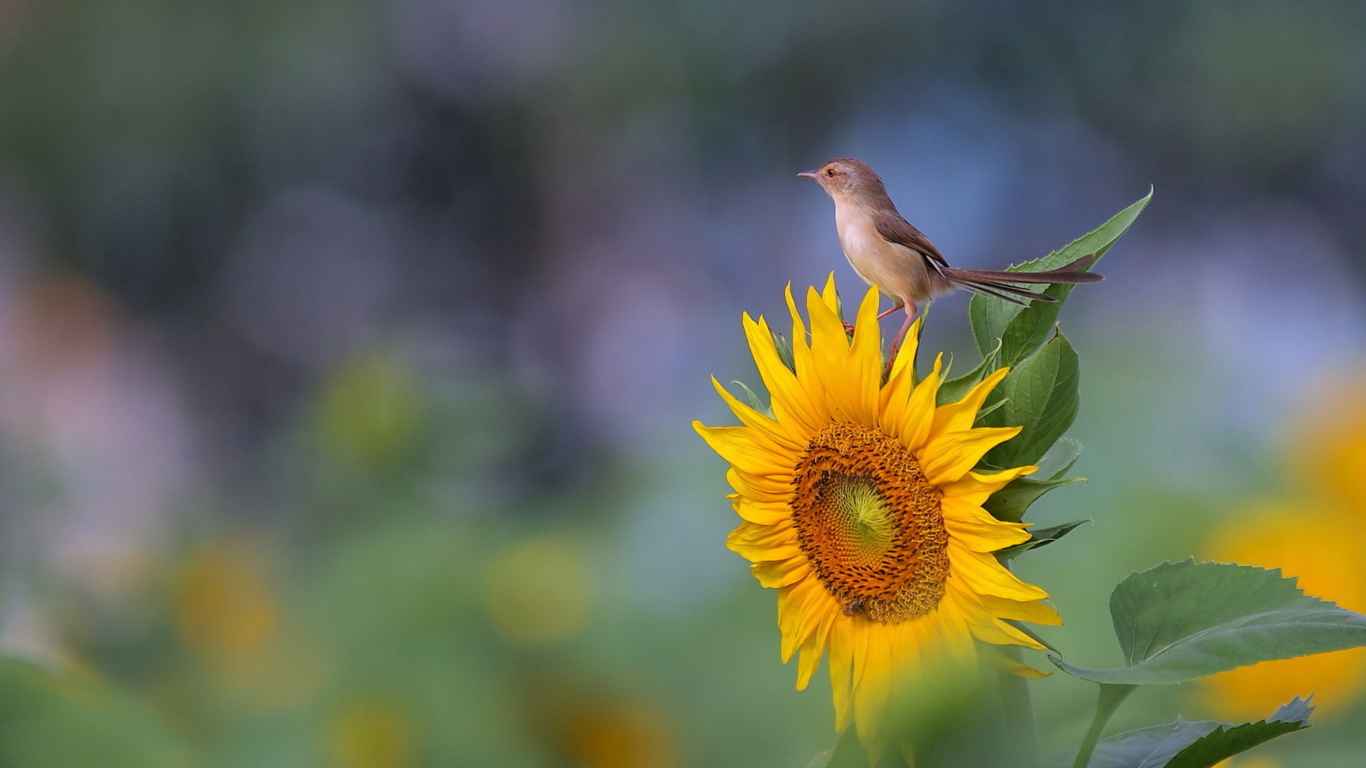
[995, 558, 1043, 768]
[997, 645, 1040, 767]
[1071, 684, 1136, 768]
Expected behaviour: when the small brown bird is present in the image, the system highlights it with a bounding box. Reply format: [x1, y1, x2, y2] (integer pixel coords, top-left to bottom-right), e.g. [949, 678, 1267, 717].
[799, 158, 1102, 353]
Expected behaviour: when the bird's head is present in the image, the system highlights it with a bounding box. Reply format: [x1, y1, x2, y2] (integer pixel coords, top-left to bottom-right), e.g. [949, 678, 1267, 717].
[798, 157, 886, 200]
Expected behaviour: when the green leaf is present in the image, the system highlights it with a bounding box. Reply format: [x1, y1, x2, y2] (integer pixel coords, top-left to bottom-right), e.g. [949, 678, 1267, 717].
[975, 398, 1007, 422]
[772, 330, 796, 374]
[730, 380, 769, 415]
[806, 753, 833, 768]
[1059, 697, 1312, 768]
[983, 439, 1085, 522]
[1052, 560, 1366, 685]
[996, 519, 1089, 559]
[995, 282, 1070, 369]
[935, 343, 999, 408]
[1164, 697, 1312, 768]
[1008, 621, 1060, 654]
[972, 189, 1152, 358]
[1039, 437, 1083, 481]
[983, 331, 1079, 468]
[983, 475, 1086, 523]
[0, 657, 187, 768]
[808, 727, 868, 768]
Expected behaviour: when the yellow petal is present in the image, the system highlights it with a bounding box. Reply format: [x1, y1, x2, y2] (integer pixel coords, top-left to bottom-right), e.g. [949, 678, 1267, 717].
[844, 286, 884, 422]
[783, 285, 826, 414]
[779, 577, 825, 661]
[752, 557, 810, 588]
[853, 625, 894, 756]
[709, 377, 807, 452]
[939, 465, 1037, 506]
[729, 518, 795, 545]
[820, 272, 840, 312]
[806, 285, 863, 423]
[732, 497, 790, 526]
[885, 316, 923, 386]
[984, 649, 1052, 678]
[929, 595, 979, 667]
[980, 593, 1062, 626]
[694, 423, 793, 477]
[972, 615, 1048, 649]
[849, 614, 873, 692]
[796, 608, 836, 690]
[929, 367, 1009, 442]
[743, 313, 824, 433]
[728, 520, 800, 563]
[725, 468, 779, 504]
[940, 497, 1030, 552]
[879, 355, 915, 438]
[949, 546, 1049, 602]
[888, 619, 926, 682]
[828, 619, 855, 732]
[919, 426, 1022, 485]
[778, 583, 806, 660]
[976, 618, 1046, 648]
[895, 353, 942, 450]
[792, 583, 840, 660]
[728, 465, 793, 501]
[948, 579, 1047, 649]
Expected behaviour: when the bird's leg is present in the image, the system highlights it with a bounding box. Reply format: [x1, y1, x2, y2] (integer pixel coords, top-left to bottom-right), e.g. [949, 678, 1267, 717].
[886, 302, 919, 363]
[849, 301, 906, 338]
[862, 301, 904, 342]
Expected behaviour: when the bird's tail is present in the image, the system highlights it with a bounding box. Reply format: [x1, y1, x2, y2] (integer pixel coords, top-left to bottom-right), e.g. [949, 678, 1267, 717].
[942, 253, 1103, 306]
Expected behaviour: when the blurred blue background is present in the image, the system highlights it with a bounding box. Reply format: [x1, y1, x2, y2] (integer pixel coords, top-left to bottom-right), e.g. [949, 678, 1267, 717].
[1, 1, 1365, 766]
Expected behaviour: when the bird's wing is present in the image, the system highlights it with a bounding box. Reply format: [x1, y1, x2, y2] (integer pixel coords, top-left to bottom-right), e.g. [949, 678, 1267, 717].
[872, 210, 949, 271]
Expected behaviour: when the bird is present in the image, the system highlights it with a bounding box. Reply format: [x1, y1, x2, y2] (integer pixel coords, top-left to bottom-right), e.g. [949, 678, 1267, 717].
[799, 157, 1102, 355]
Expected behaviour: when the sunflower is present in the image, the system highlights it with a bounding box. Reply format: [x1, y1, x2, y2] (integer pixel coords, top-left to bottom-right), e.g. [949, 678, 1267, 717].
[695, 277, 1060, 747]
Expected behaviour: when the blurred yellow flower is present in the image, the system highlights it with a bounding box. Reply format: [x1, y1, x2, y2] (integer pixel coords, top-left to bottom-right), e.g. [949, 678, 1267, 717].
[560, 702, 675, 768]
[173, 535, 338, 710]
[1290, 375, 1366, 512]
[484, 535, 593, 646]
[694, 279, 1059, 750]
[175, 538, 279, 665]
[315, 349, 424, 468]
[1214, 757, 1278, 768]
[326, 698, 417, 768]
[1203, 375, 1366, 720]
[1201, 507, 1366, 719]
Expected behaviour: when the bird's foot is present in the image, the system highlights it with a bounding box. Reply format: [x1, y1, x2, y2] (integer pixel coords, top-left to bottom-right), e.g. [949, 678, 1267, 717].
[886, 340, 903, 365]
[883, 304, 919, 375]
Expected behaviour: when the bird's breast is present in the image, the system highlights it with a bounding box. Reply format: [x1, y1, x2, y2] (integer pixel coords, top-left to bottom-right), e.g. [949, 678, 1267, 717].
[833, 203, 931, 303]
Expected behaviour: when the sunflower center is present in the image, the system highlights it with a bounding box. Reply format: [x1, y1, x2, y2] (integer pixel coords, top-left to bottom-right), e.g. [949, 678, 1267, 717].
[789, 423, 949, 623]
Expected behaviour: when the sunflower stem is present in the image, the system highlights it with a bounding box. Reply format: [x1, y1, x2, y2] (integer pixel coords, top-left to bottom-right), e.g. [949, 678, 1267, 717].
[1071, 684, 1136, 768]
[996, 644, 1040, 767]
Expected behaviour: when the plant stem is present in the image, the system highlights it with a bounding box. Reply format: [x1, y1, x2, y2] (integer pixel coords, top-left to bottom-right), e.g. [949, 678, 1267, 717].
[996, 559, 1042, 768]
[997, 644, 1040, 768]
[1071, 684, 1136, 768]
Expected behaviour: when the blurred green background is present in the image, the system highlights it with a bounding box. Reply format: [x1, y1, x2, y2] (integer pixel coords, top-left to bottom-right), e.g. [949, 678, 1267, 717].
[1, 0, 1366, 766]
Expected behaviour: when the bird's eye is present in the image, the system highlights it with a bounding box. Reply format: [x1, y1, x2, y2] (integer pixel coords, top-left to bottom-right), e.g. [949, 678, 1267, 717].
[826, 168, 835, 177]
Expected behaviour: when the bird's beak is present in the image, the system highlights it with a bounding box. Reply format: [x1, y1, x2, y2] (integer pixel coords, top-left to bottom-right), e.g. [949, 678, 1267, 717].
[797, 170, 819, 179]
